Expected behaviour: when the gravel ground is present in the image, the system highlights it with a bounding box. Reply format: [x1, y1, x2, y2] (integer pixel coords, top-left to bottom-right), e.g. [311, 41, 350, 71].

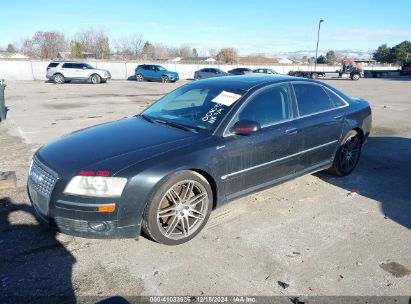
[0, 77, 410, 302]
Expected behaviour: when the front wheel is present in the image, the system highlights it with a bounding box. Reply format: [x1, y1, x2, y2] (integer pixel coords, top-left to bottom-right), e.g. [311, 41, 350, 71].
[91, 74, 101, 84]
[161, 75, 170, 83]
[135, 73, 144, 82]
[329, 130, 363, 176]
[142, 171, 213, 245]
[351, 73, 360, 81]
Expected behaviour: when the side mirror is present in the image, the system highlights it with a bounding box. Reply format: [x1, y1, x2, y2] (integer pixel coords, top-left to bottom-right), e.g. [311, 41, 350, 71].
[232, 120, 261, 135]
[82, 66, 87, 70]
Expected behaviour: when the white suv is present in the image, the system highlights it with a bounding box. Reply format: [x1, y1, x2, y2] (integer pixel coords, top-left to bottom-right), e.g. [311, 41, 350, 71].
[46, 61, 111, 84]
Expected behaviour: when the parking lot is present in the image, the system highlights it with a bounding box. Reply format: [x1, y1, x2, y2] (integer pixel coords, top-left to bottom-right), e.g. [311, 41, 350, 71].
[0, 78, 410, 299]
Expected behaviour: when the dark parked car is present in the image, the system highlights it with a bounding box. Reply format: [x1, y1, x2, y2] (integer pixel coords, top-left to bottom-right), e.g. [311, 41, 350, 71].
[28, 76, 371, 245]
[252, 68, 278, 75]
[228, 68, 253, 75]
[194, 68, 228, 80]
[135, 64, 179, 83]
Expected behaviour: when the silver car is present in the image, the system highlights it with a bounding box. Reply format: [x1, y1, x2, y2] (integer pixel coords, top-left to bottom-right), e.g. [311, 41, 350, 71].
[46, 61, 111, 84]
[252, 68, 279, 75]
[194, 68, 228, 80]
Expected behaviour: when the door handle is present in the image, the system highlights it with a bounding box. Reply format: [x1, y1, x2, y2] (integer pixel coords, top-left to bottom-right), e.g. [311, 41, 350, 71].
[334, 115, 344, 122]
[285, 127, 298, 135]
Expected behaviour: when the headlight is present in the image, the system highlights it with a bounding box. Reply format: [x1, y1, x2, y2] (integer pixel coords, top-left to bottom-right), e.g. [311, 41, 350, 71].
[64, 176, 127, 197]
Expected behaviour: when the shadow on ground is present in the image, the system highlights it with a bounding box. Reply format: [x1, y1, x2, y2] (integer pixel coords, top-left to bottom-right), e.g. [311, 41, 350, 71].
[318, 136, 411, 230]
[0, 196, 75, 303]
[0, 194, 132, 303]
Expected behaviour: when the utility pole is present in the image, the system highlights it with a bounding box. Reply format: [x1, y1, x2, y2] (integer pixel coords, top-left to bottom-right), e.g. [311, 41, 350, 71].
[314, 19, 324, 71]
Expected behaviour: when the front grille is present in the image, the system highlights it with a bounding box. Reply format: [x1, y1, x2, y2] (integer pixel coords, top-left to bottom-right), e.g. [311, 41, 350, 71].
[29, 157, 58, 199]
[28, 157, 58, 218]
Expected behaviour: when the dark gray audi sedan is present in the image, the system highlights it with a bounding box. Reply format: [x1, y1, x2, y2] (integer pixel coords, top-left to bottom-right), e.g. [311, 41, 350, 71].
[28, 75, 371, 245]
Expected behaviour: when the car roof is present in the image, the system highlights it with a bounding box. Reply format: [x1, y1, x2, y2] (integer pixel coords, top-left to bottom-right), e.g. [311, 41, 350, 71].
[194, 75, 297, 91]
[51, 61, 83, 63]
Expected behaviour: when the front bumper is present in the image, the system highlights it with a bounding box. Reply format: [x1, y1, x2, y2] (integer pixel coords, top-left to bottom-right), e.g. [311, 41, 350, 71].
[28, 186, 140, 239]
[27, 157, 140, 239]
[169, 74, 179, 82]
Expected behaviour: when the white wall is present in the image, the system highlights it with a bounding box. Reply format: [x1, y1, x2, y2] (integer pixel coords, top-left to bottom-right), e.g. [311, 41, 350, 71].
[0, 60, 401, 81]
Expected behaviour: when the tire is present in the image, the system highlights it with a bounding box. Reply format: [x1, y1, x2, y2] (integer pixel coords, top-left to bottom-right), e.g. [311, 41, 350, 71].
[351, 73, 360, 81]
[53, 73, 65, 84]
[142, 170, 213, 245]
[328, 130, 363, 176]
[311, 73, 319, 79]
[135, 74, 144, 82]
[161, 75, 170, 83]
[91, 74, 101, 84]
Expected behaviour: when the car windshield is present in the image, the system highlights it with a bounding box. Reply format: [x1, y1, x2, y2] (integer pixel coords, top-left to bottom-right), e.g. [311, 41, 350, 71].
[157, 66, 166, 71]
[141, 83, 245, 134]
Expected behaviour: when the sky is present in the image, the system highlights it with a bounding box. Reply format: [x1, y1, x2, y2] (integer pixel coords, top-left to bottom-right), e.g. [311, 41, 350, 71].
[1, 0, 411, 55]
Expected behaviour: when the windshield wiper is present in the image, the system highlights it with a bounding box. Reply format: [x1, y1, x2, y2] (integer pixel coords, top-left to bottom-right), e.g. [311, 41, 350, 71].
[152, 119, 198, 133]
[139, 114, 155, 123]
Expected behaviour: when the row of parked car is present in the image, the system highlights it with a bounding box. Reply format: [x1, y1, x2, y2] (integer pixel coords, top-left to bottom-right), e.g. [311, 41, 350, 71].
[46, 61, 279, 84]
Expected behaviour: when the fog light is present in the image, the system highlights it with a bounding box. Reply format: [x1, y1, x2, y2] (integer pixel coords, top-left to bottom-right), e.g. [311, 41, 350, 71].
[88, 221, 108, 232]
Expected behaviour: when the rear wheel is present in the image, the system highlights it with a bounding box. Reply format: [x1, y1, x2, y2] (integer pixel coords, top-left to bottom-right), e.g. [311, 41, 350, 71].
[311, 73, 319, 79]
[91, 74, 101, 84]
[53, 73, 65, 84]
[329, 130, 362, 176]
[142, 170, 213, 245]
[161, 75, 170, 83]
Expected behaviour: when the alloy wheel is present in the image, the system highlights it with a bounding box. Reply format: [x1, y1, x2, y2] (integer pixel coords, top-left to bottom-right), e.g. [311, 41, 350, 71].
[157, 180, 209, 240]
[339, 134, 361, 173]
[54, 74, 64, 84]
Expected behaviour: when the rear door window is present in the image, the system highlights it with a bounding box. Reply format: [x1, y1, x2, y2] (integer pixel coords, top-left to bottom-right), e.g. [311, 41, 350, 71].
[293, 83, 335, 116]
[48, 62, 59, 68]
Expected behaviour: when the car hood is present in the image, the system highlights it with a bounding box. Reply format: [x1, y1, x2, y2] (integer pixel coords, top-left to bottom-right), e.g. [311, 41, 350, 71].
[37, 117, 203, 177]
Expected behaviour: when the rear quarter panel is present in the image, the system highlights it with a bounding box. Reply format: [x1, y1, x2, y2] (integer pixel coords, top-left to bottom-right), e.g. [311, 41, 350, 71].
[344, 98, 372, 141]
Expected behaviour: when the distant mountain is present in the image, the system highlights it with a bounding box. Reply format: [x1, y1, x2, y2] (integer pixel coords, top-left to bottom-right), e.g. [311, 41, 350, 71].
[252, 49, 374, 60]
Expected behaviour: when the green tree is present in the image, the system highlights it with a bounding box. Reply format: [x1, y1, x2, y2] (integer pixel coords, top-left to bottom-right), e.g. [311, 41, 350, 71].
[325, 50, 338, 65]
[142, 41, 155, 59]
[71, 41, 83, 58]
[316, 55, 326, 64]
[6, 43, 17, 53]
[373, 44, 393, 63]
[193, 48, 198, 57]
[391, 40, 411, 63]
